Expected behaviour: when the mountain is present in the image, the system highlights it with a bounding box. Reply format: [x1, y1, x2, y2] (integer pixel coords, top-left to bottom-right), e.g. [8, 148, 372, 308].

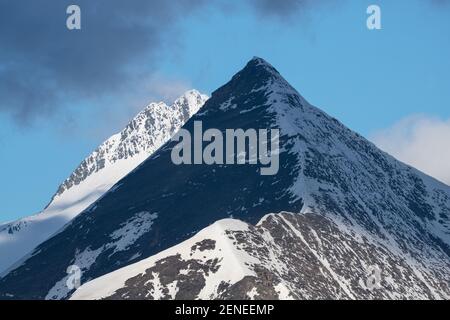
[72, 212, 447, 300]
[1, 58, 449, 300]
[0, 90, 208, 275]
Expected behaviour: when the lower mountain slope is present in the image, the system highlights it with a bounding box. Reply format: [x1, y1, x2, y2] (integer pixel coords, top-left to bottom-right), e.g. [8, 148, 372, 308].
[72, 212, 449, 300]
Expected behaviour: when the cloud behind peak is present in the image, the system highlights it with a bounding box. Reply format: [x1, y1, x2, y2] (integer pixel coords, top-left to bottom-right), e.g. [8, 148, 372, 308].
[371, 114, 450, 186]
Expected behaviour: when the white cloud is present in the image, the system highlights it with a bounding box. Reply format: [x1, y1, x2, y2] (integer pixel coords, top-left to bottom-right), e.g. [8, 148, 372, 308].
[143, 74, 193, 105]
[371, 114, 450, 186]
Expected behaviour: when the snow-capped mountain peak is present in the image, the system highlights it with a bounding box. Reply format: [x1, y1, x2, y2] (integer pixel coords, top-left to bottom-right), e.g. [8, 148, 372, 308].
[0, 90, 208, 275]
[51, 89, 208, 202]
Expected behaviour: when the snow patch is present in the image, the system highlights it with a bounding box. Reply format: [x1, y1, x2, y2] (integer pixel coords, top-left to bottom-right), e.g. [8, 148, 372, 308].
[45, 247, 103, 300]
[108, 212, 158, 255]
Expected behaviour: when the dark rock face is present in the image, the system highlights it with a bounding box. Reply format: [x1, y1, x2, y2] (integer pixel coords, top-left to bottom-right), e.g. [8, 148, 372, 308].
[106, 254, 221, 300]
[191, 240, 216, 252]
[1, 58, 449, 300]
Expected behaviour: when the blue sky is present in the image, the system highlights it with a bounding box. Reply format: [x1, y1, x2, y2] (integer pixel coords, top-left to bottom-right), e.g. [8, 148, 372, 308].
[1, 0, 450, 222]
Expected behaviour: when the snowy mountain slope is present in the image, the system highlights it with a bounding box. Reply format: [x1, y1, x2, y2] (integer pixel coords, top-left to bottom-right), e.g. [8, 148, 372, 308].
[0, 58, 449, 300]
[71, 219, 257, 300]
[72, 212, 449, 300]
[0, 90, 208, 275]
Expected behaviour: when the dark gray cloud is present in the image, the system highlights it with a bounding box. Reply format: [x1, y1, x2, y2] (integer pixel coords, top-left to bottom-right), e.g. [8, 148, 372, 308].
[0, 0, 207, 125]
[247, 0, 333, 18]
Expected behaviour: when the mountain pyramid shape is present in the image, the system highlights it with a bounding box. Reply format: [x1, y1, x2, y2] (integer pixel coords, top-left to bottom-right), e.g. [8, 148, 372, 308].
[1, 58, 449, 300]
[0, 90, 208, 275]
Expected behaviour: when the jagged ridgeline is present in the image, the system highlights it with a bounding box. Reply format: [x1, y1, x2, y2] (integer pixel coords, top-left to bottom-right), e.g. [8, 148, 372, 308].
[1, 58, 449, 300]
